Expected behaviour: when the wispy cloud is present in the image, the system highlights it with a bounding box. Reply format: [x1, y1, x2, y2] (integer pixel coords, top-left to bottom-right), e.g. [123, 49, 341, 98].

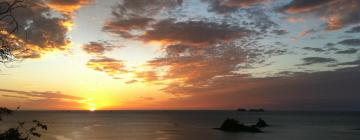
[205, 0, 269, 14]
[86, 57, 128, 76]
[299, 57, 337, 66]
[279, 0, 360, 30]
[336, 48, 358, 54]
[0, 89, 83, 100]
[0, 89, 86, 110]
[338, 39, 360, 46]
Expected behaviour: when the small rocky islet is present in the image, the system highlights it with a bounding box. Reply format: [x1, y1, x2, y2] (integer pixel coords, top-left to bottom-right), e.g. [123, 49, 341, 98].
[215, 118, 269, 133]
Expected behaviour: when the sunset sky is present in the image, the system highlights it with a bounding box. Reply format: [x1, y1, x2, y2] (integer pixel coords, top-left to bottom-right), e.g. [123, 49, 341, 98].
[1, 0, 360, 111]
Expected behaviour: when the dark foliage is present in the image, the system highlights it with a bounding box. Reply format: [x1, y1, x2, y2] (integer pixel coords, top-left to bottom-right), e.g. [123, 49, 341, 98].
[0, 107, 13, 121]
[254, 118, 269, 128]
[0, 0, 25, 63]
[1, 1, 47, 139]
[0, 107, 47, 140]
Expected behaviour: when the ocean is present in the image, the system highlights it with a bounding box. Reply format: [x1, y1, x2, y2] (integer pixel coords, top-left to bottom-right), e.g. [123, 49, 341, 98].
[1, 111, 360, 140]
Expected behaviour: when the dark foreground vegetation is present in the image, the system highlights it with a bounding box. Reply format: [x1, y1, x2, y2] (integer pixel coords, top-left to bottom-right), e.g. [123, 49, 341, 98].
[1, 1, 47, 139]
[0, 107, 47, 140]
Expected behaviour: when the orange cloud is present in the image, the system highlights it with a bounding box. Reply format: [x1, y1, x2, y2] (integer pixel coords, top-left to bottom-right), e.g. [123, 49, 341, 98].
[86, 57, 128, 76]
[325, 15, 343, 30]
[135, 71, 159, 82]
[0, 88, 86, 110]
[46, 0, 92, 16]
[146, 45, 253, 93]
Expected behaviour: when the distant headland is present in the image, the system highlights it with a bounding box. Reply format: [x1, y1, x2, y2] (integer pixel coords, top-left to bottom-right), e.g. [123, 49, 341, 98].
[237, 108, 265, 112]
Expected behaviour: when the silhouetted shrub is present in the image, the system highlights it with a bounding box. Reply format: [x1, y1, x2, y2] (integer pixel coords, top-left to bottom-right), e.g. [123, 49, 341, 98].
[254, 118, 269, 127]
[0, 107, 47, 140]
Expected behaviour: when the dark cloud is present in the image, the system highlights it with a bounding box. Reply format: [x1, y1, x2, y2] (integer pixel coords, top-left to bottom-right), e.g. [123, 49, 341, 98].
[103, 0, 276, 42]
[205, 0, 268, 14]
[163, 44, 191, 57]
[103, 0, 182, 37]
[336, 59, 360, 66]
[82, 41, 120, 55]
[325, 43, 336, 47]
[300, 57, 336, 65]
[338, 39, 360, 46]
[139, 20, 252, 46]
[244, 8, 278, 32]
[86, 57, 128, 76]
[279, 0, 335, 13]
[279, 0, 360, 30]
[112, 0, 182, 17]
[302, 47, 325, 52]
[346, 26, 360, 33]
[271, 29, 288, 35]
[103, 18, 153, 38]
[82, 42, 107, 55]
[336, 48, 358, 54]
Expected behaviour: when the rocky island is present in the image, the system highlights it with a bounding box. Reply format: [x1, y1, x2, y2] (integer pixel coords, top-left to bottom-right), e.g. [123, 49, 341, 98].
[215, 118, 269, 133]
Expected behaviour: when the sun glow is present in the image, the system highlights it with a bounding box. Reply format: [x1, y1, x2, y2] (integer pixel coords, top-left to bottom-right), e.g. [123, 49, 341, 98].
[89, 107, 96, 112]
[79, 98, 99, 111]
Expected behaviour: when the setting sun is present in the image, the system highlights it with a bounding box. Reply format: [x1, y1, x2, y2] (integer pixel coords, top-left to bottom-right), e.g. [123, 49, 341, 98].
[89, 107, 96, 112]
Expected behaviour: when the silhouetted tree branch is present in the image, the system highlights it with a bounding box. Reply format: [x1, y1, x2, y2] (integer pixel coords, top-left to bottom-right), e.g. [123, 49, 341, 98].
[0, 0, 25, 63]
[0, 107, 48, 140]
[1, 1, 47, 139]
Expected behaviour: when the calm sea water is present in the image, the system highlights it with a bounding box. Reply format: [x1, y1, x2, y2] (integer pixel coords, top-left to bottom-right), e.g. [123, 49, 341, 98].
[1, 111, 360, 140]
